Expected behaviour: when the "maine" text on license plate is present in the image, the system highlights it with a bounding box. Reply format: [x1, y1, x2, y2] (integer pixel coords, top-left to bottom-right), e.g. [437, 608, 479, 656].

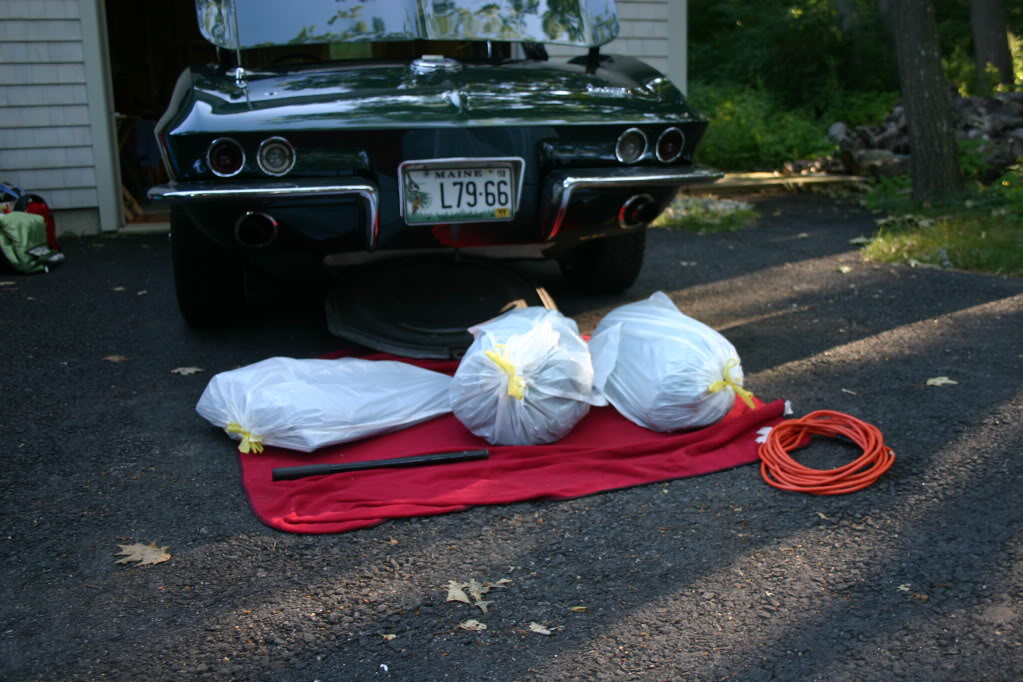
[402, 164, 515, 225]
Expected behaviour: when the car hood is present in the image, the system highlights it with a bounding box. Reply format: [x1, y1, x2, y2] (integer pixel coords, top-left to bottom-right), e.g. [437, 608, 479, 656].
[180, 60, 701, 132]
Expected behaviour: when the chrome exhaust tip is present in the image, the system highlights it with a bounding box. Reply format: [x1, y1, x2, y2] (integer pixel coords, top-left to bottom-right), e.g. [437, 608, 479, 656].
[618, 193, 656, 229]
[234, 211, 279, 248]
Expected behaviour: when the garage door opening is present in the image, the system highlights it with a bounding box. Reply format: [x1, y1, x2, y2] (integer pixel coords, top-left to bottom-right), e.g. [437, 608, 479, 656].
[103, 1, 216, 228]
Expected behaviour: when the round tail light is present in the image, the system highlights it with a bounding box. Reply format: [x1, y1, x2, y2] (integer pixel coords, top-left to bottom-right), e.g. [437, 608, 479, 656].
[615, 128, 648, 164]
[257, 137, 296, 176]
[656, 127, 685, 163]
[206, 138, 245, 177]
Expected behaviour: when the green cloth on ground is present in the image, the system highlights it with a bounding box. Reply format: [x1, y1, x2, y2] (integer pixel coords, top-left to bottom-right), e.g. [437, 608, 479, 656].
[0, 212, 60, 273]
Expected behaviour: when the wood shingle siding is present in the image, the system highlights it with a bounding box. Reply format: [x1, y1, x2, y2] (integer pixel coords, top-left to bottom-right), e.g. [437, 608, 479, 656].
[0, 0, 98, 212]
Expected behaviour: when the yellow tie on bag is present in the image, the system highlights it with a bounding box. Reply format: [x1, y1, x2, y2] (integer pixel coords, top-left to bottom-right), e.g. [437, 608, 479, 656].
[708, 357, 755, 409]
[226, 422, 265, 453]
[484, 344, 526, 400]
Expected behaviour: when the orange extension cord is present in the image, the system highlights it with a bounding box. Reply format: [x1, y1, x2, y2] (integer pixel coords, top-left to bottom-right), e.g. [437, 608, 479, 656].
[757, 410, 895, 495]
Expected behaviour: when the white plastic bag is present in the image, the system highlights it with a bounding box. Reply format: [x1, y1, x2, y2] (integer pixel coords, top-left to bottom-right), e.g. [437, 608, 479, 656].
[196, 356, 452, 453]
[589, 291, 754, 431]
[449, 308, 598, 445]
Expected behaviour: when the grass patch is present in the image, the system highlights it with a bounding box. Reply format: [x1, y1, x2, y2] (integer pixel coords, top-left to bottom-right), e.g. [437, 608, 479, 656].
[652, 196, 760, 233]
[862, 212, 1023, 276]
[859, 164, 1023, 276]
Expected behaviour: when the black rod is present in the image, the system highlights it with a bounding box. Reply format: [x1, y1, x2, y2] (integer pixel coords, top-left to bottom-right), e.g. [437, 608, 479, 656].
[272, 449, 490, 482]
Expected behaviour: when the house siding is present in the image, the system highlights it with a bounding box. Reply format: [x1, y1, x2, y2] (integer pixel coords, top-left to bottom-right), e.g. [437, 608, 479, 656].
[0, 0, 101, 215]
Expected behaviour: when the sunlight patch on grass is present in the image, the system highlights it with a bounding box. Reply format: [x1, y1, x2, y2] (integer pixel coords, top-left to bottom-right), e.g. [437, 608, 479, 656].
[652, 196, 760, 233]
[862, 213, 1023, 276]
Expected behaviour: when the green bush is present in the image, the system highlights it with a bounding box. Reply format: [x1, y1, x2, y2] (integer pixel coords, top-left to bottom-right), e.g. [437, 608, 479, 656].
[817, 88, 899, 127]
[988, 164, 1023, 214]
[689, 81, 833, 170]
[688, 1, 900, 110]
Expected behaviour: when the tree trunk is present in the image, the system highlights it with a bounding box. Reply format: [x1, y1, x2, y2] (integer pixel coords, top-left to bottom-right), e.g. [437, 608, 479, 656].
[889, 0, 963, 202]
[970, 0, 1014, 91]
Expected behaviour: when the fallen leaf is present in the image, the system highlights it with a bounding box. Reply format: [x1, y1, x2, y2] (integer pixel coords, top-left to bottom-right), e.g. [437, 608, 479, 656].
[115, 542, 171, 566]
[447, 577, 512, 613]
[912, 593, 929, 602]
[528, 622, 552, 635]
[837, 265, 852, 274]
[446, 581, 471, 604]
[848, 235, 872, 245]
[170, 366, 204, 376]
[104, 355, 128, 363]
[568, 606, 589, 613]
[458, 619, 486, 631]
[112, 286, 126, 292]
[841, 388, 858, 395]
[382, 634, 397, 640]
[897, 584, 912, 592]
[796, 232, 810, 238]
[926, 376, 958, 387]
[136, 290, 148, 296]
[816, 512, 831, 520]
[387, 537, 399, 545]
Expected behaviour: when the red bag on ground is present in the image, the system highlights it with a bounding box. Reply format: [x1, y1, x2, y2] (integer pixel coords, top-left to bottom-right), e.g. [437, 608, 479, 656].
[1, 182, 58, 251]
[15, 194, 58, 251]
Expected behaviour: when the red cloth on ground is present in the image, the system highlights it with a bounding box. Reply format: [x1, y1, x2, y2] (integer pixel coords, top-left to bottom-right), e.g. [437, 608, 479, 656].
[237, 354, 786, 534]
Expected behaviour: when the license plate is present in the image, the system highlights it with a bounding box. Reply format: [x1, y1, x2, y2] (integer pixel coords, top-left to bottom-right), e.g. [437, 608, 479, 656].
[400, 160, 518, 225]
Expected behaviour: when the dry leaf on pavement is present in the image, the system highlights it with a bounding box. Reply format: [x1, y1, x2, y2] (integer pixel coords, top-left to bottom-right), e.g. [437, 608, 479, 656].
[446, 578, 512, 609]
[528, 622, 552, 635]
[458, 619, 487, 631]
[926, 376, 958, 386]
[170, 366, 204, 376]
[115, 542, 171, 566]
[446, 581, 471, 604]
[103, 355, 128, 363]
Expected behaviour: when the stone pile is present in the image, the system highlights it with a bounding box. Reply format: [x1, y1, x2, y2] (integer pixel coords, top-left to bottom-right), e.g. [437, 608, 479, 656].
[786, 90, 1023, 180]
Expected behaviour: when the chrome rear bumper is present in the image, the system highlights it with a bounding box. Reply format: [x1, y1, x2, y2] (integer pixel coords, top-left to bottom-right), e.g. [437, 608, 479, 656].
[148, 179, 380, 249]
[543, 165, 722, 239]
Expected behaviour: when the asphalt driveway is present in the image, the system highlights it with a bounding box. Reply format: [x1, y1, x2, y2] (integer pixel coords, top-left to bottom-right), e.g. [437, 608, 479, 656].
[1, 191, 1021, 681]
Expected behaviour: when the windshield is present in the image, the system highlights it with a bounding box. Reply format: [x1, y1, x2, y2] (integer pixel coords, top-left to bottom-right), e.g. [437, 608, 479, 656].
[196, 0, 618, 50]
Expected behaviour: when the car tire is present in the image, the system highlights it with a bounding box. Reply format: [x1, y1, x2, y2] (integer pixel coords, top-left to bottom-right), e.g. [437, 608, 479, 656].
[170, 209, 244, 328]
[558, 227, 646, 294]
